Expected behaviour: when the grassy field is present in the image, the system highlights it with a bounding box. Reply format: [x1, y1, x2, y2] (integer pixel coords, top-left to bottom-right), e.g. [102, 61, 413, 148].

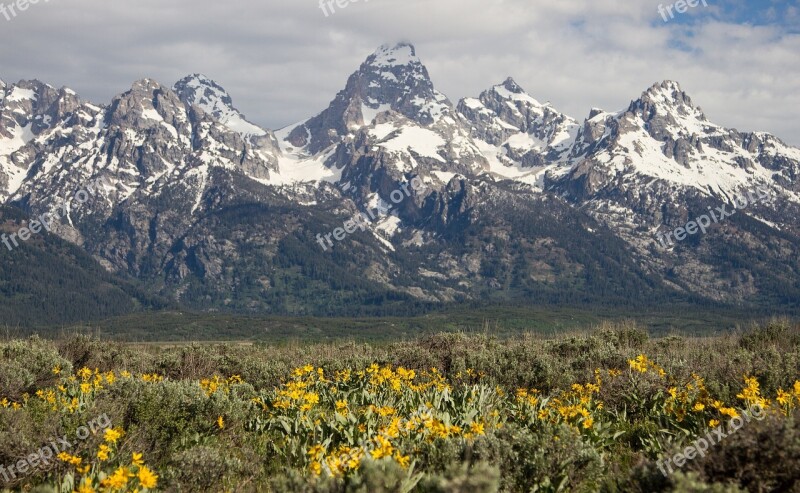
[1, 320, 799, 492]
[2, 304, 790, 343]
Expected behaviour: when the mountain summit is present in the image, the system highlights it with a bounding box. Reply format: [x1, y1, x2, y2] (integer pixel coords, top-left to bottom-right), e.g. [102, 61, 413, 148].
[173, 74, 267, 136]
[285, 42, 454, 153]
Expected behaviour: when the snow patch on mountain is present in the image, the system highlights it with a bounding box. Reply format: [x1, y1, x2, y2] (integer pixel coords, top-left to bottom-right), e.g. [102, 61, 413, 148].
[6, 87, 37, 103]
[370, 124, 446, 164]
[360, 102, 391, 125]
[267, 123, 341, 185]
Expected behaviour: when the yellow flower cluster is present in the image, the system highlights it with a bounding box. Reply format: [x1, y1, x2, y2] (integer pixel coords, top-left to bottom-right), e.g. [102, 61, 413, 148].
[140, 373, 164, 383]
[59, 427, 159, 493]
[775, 381, 800, 414]
[736, 375, 771, 410]
[250, 364, 498, 478]
[0, 367, 169, 414]
[535, 380, 603, 430]
[0, 397, 22, 410]
[200, 374, 243, 397]
[0, 366, 164, 492]
[252, 359, 797, 480]
[6, 354, 798, 489]
[664, 373, 712, 422]
[627, 355, 666, 377]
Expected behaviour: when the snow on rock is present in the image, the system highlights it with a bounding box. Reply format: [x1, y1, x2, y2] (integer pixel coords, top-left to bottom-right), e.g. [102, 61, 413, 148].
[267, 123, 341, 186]
[369, 42, 419, 68]
[6, 87, 36, 103]
[370, 125, 446, 163]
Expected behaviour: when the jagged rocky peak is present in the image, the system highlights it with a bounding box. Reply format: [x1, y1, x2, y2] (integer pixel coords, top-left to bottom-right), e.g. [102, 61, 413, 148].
[131, 77, 163, 93]
[3, 80, 62, 114]
[173, 74, 229, 109]
[1, 79, 88, 141]
[367, 42, 417, 64]
[588, 108, 606, 120]
[629, 80, 706, 121]
[107, 78, 189, 130]
[286, 42, 453, 152]
[361, 42, 430, 90]
[489, 77, 545, 106]
[642, 80, 692, 104]
[458, 76, 579, 163]
[359, 42, 451, 122]
[479, 77, 558, 119]
[617, 80, 713, 144]
[173, 74, 266, 136]
[499, 76, 523, 93]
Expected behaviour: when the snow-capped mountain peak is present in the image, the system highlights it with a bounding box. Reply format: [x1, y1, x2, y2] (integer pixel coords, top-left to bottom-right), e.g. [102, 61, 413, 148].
[498, 76, 522, 92]
[628, 80, 710, 135]
[491, 77, 546, 107]
[0, 79, 93, 200]
[366, 42, 420, 68]
[173, 74, 266, 136]
[357, 42, 448, 118]
[458, 77, 580, 182]
[640, 80, 693, 105]
[548, 79, 800, 208]
[284, 42, 457, 155]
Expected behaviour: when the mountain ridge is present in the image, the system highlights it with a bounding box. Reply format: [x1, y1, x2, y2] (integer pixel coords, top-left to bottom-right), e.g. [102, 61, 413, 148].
[1, 42, 798, 319]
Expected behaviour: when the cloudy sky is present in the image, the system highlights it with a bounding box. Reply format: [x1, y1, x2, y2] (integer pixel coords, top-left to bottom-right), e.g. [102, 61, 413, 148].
[1, 0, 798, 144]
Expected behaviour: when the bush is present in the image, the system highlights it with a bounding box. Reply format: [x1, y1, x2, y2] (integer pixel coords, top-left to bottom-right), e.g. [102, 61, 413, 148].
[0, 336, 70, 398]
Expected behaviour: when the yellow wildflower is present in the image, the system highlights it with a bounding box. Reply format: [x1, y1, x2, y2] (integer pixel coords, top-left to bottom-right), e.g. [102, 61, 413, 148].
[470, 422, 485, 435]
[394, 453, 411, 469]
[137, 466, 158, 489]
[104, 427, 124, 444]
[75, 481, 96, 493]
[102, 467, 129, 489]
[628, 355, 649, 373]
[97, 444, 110, 461]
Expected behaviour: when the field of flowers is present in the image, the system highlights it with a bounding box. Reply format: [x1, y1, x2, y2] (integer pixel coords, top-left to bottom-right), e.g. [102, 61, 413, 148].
[1, 321, 799, 492]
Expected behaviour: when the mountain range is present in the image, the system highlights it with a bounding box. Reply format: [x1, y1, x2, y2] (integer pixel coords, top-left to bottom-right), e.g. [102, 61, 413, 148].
[2, 42, 799, 323]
